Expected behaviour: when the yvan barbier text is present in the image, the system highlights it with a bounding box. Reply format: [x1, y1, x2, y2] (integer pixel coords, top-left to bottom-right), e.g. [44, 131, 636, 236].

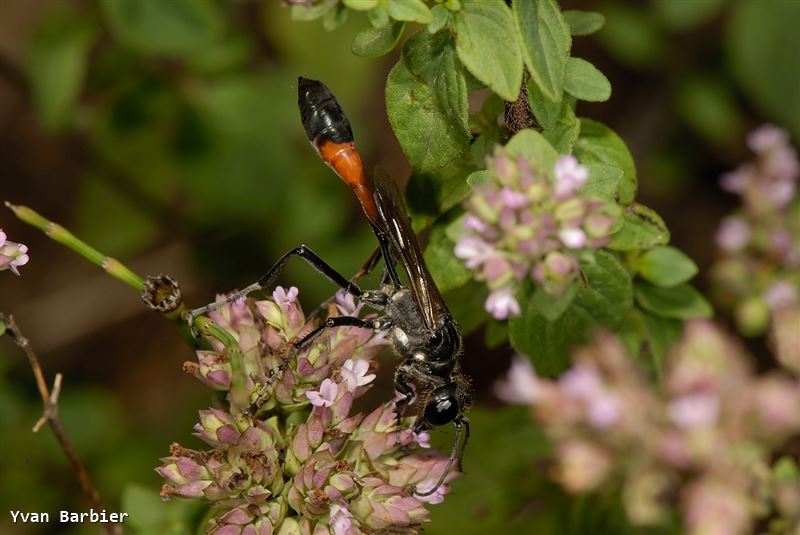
[9, 509, 128, 524]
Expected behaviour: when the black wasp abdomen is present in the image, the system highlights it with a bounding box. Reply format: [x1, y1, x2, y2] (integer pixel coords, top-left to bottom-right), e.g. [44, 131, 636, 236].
[298, 77, 354, 145]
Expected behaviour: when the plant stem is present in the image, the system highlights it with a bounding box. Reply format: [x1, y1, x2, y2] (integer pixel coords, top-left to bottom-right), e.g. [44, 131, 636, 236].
[0, 313, 123, 535]
[4, 201, 144, 291]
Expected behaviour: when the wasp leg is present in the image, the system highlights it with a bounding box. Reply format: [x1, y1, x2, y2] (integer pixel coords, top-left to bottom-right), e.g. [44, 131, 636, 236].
[244, 315, 377, 417]
[393, 363, 445, 428]
[413, 416, 469, 498]
[186, 245, 362, 334]
[393, 362, 417, 424]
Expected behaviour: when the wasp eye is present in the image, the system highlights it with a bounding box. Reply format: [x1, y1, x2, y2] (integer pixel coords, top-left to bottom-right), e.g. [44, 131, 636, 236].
[423, 387, 460, 427]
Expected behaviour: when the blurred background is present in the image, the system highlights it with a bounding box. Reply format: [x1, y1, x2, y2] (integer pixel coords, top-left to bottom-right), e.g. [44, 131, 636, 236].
[0, 0, 797, 533]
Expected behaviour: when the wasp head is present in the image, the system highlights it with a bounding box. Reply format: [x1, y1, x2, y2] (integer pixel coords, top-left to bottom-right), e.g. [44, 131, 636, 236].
[417, 373, 472, 429]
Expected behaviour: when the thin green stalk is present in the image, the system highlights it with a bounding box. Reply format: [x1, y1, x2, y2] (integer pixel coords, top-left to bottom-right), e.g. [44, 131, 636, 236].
[5, 202, 144, 291]
[5, 201, 206, 349]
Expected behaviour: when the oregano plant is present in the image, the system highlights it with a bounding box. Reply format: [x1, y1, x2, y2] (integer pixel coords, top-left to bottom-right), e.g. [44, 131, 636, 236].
[3, 1, 799, 535]
[293, 0, 708, 377]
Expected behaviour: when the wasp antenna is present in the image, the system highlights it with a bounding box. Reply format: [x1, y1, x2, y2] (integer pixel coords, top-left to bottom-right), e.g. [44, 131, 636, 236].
[413, 417, 467, 498]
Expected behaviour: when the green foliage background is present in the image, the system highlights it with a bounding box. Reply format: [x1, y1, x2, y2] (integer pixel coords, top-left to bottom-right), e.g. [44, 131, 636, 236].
[0, 0, 798, 533]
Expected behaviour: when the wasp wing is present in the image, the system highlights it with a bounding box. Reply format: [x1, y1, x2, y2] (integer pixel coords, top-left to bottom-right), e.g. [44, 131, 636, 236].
[371, 167, 451, 331]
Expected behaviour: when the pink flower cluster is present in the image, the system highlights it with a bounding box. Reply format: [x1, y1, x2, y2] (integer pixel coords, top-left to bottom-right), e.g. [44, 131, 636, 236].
[0, 229, 29, 275]
[712, 124, 800, 335]
[496, 316, 800, 534]
[160, 287, 456, 534]
[453, 149, 620, 320]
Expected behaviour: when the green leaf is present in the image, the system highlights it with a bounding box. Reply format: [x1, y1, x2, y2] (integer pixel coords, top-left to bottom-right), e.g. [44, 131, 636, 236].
[532, 282, 577, 322]
[100, 0, 223, 57]
[454, 0, 523, 101]
[406, 156, 477, 227]
[563, 10, 606, 36]
[352, 21, 405, 57]
[291, 0, 336, 21]
[580, 163, 623, 200]
[727, 0, 800, 139]
[641, 311, 681, 376]
[343, 0, 377, 11]
[425, 216, 473, 293]
[542, 101, 580, 154]
[636, 246, 698, 287]
[510, 251, 632, 375]
[404, 31, 470, 138]
[386, 32, 470, 172]
[323, 3, 349, 30]
[635, 282, 713, 320]
[504, 129, 559, 179]
[513, 0, 571, 102]
[607, 203, 670, 251]
[485, 320, 509, 348]
[367, 4, 390, 28]
[573, 118, 637, 204]
[444, 280, 490, 335]
[618, 309, 680, 377]
[27, 8, 94, 131]
[466, 169, 491, 188]
[564, 57, 611, 102]
[428, 4, 450, 33]
[526, 76, 561, 130]
[388, 0, 433, 23]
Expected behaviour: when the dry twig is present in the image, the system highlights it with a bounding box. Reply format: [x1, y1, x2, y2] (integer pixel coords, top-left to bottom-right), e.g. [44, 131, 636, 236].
[1, 313, 123, 535]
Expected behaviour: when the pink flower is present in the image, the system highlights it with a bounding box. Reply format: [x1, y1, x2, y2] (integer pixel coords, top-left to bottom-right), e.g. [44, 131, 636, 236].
[765, 146, 800, 182]
[586, 393, 621, 429]
[329, 502, 353, 535]
[412, 431, 431, 449]
[463, 214, 488, 234]
[747, 124, 789, 154]
[719, 166, 753, 193]
[558, 227, 587, 249]
[0, 229, 30, 276]
[414, 481, 447, 504]
[340, 359, 376, 392]
[335, 290, 363, 316]
[764, 178, 796, 208]
[306, 378, 339, 407]
[500, 187, 529, 208]
[482, 254, 512, 284]
[561, 365, 603, 401]
[715, 217, 751, 252]
[495, 355, 540, 404]
[668, 392, 719, 430]
[763, 281, 798, 310]
[554, 155, 589, 198]
[484, 286, 521, 320]
[454, 236, 494, 269]
[272, 286, 298, 310]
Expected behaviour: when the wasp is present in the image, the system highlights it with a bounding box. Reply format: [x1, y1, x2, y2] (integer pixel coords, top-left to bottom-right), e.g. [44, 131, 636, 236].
[187, 77, 471, 496]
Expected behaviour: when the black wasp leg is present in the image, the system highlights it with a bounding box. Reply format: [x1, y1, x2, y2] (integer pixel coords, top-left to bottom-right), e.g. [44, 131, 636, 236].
[369, 223, 402, 288]
[413, 416, 469, 498]
[393, 362, 417, 422]
[186, 245, 363, 331]
[457, 415, 471, 471]
[244, 315, 377, 417]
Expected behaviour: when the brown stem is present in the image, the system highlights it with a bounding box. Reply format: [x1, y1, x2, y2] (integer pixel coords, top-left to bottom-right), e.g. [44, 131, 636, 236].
[1, 313, 123, 535]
